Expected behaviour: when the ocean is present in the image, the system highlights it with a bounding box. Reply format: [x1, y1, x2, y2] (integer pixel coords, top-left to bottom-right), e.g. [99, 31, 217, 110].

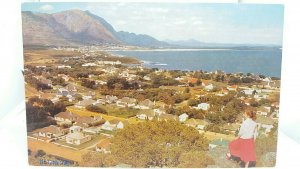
[110, 48, 282, 77]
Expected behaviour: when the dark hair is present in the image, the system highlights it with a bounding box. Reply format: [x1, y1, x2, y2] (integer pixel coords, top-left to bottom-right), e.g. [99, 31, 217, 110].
[246, 111, 256, 121]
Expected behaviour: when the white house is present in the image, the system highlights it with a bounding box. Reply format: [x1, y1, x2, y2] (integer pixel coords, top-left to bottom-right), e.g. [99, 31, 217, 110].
[204, 84, 214, 91]
[179, 113, 189, 122]
[136, 111, 156, 120]
[101, 120, 122, 131]
[195, 103, 210, 111]
[66, 126, 91, 145]
[82, 63, 97, 67]
[242, 89, 255, 95]
[154, 108, 166, 116]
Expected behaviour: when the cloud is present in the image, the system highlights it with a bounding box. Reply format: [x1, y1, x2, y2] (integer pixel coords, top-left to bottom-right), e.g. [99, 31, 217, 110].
[39, 4, 54, 11]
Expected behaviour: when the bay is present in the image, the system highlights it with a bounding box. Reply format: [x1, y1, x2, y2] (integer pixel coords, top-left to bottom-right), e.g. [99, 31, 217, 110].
[110, 48, 282, 77]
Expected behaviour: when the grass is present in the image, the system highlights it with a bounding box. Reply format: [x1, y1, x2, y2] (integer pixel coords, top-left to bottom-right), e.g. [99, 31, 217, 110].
[99, 104, 139, 118]
[203, 131, 236, 141]
[54, 134, 107, 150]
[67, 106, 142, 124]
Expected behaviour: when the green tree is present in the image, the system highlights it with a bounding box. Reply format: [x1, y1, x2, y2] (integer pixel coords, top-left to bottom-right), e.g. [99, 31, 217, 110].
[111, 121, 210, 167]
[178, 151, 214, 168]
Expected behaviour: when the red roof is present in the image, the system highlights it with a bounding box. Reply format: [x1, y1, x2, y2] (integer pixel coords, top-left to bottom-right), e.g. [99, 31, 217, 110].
[188, 78, 198, 84]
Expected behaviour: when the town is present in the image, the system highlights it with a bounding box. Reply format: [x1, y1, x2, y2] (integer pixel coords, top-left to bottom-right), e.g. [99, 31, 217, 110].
[24, 46, 280, 167]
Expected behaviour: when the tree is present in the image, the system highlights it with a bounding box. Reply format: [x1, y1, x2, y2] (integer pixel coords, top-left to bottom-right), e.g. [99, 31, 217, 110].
[187, 99, 198, 107]
[111, 121, 210, 167]
[86, 105, 107, 114]
[178, 151, 214, 168]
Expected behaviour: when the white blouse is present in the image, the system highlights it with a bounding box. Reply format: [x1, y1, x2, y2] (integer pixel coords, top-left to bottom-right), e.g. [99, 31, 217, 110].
[238, 118, 258, 139]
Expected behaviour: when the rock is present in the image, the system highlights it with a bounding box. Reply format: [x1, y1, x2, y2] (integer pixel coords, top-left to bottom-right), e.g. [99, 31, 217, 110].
[260, 152, 276, 167]
[208, 146, 240, 168]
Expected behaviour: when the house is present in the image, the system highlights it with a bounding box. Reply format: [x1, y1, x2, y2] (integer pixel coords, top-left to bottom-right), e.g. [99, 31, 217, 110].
[209, 138, 229, 149]
[96, 138, 111, 154]
[58, 74, 70, 81]
[202, 80, 210, 87]
[116, 120, 129, 129]
[57, 88, 74, 97]
[119, 71, 129, 78]
[82, 63, 97, 67]
[195, 103, 210, 111]
[179, 113, 189, 122]
[184, 118, 209, 130]
[66, 126, 91, 145]
[75, 99, 96, 108]
[227, 85, 238, 91]
[244, 98, 252, 106]
[74, 116, 104, 128]
[143, 76, 151, 81]
[54, 111, 79, 125]
[242, 89, 255, 95]
[256, 115, 275, 134]
[136, 110, 156, 120]
[38, 77, 52, 87]
[116, 97, 137, 108]
[204, 84, 214, 91]
[57, 65, 71, 69]
[105, 95, 118, 104]
[222, 123, 240, 134]
[188, 78, 198, 85]
[257, 107, 271, 116]
[157, 114, 179, 121]
[65, 83, 77, 92]
[136, 99, 154, 109]
[215, 70, 225, 75]
[35, 125, 67, 141]
[101, 120, 118, 131]
[51, 97, 60, 103]
[154, 108, 166, 116]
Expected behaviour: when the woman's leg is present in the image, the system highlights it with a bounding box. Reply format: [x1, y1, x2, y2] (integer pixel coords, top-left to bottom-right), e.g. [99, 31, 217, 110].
[245, 161, 249, 168]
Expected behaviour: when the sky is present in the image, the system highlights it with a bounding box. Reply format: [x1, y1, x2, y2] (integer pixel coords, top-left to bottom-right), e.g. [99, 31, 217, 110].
[22, 2, 284, 45]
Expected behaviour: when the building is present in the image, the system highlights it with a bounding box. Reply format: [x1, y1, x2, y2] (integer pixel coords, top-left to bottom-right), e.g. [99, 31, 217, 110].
[54, 111, 79, 125]
[75, 99, 96, 108]
[116, 97, 137, 108]
[136, 110, 156, 120]
[35, 125, 67, 141]
[136, 99, 154, 109]
[179, 113, 189, 122]
[195, 103, 210, 111]
[66, 126, 91, 145]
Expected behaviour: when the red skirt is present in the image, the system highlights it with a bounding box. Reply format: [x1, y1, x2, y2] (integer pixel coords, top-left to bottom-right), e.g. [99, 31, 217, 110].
[229, 138, 256, 162]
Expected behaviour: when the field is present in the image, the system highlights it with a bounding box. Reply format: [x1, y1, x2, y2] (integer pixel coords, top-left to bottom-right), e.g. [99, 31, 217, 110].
[67, 106, 142, 124]
[24, 48, 80, 65]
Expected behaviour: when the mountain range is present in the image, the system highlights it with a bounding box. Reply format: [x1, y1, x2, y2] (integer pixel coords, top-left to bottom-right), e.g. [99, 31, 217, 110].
[22, 9, 279, 48]
[22, 9, 169, 47]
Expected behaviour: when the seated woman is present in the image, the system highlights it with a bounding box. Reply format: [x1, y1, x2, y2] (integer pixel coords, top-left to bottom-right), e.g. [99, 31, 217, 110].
[226, 111, 258, 168]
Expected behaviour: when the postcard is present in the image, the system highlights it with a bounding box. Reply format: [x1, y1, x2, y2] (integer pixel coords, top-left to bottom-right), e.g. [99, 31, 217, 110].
[22, 2, 283, 168]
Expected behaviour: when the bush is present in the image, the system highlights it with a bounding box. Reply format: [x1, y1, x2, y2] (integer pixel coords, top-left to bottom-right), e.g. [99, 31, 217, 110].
[35, 150, 46, 158]
[86, 105, 107, 114]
